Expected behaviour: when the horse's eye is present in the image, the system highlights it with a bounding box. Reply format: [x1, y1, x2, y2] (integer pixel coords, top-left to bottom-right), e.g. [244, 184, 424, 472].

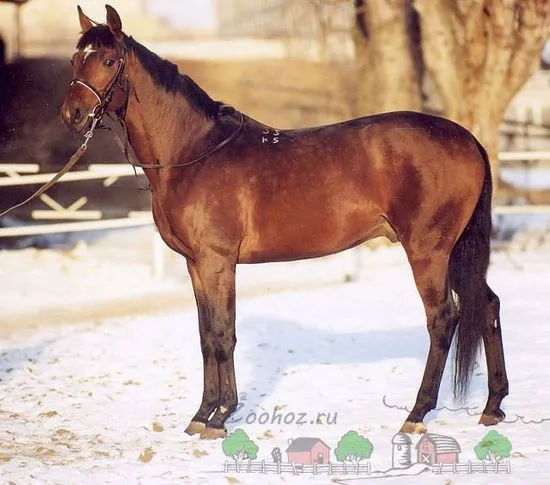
[104, 59, 115, 67]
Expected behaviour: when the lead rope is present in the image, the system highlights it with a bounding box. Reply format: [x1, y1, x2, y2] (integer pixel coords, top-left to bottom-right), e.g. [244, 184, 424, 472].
[0, 115, 101, 218]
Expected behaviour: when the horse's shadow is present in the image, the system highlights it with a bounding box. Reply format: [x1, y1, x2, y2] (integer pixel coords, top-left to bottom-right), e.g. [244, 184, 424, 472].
[231, 315, 488, 424]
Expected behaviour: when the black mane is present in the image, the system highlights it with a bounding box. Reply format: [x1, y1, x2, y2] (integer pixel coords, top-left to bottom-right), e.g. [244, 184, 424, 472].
[77, 25, 220, 119]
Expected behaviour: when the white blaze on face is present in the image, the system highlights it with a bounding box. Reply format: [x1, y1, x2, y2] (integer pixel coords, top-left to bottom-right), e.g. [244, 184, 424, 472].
[83, 44, 96, 62]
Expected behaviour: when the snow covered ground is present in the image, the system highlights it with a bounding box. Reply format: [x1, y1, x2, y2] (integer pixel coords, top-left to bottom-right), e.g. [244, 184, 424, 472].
[1, 227, 550, 484]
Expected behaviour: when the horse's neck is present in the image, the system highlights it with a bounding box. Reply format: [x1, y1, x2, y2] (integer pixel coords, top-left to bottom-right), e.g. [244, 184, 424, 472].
[123, 58, 215, 185]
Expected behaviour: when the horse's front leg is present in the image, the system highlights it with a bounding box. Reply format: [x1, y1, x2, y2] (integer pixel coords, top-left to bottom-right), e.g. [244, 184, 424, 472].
[184, 253, 238, 440]
[184, 260, 219, 436]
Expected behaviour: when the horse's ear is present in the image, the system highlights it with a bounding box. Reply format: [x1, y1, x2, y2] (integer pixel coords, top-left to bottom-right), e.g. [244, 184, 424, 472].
[77, 6, 94, 34]
[105, 4, 123, 40]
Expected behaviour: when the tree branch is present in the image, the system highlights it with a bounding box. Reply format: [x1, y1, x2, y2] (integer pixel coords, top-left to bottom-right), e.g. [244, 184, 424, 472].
[506, 0, 550, 99]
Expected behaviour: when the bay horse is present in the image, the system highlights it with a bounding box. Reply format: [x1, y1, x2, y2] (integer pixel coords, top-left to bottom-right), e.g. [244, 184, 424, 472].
[61, 5, 508, 439]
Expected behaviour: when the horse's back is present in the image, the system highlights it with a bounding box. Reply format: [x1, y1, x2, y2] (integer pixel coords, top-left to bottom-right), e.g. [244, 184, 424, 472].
[247, 110, 485, 196]
[227, 111, 487, 263]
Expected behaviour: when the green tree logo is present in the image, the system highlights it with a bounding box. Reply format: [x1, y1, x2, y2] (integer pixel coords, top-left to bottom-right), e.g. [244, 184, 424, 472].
[474, 430, 512, 469]
[334, 430, 374, 473]
[221, 428, 259, 472]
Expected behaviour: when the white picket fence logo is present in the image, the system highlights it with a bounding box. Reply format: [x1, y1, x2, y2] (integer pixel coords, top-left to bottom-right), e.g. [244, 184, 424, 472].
[432, 460, 511, 475]
[224, 459, 371, 475]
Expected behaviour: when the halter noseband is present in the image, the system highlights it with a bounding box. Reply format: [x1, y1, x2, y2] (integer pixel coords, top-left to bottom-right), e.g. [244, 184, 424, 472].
[69, 53, 127, 122]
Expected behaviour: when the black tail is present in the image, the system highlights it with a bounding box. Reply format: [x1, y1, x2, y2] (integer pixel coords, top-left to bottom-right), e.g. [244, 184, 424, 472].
[449, 137, 492, 400]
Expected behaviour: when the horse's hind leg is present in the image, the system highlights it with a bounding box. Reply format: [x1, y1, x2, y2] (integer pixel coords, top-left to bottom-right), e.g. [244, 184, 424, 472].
[479, 283, 508, 426]
[400, 256, 458, 433]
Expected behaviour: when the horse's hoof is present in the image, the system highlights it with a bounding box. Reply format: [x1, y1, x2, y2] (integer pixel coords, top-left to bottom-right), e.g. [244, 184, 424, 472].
[200, 426, 227, 440]
[400, 421, 427, 434]
[184, 421, 206, 436]
[479, 412, 505, 427]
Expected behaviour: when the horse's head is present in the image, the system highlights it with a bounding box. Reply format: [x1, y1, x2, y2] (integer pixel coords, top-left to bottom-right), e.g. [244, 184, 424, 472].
[61, 5, 128, 134]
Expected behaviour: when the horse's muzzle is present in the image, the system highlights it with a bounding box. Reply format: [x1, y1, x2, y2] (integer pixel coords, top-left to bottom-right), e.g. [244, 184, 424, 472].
[61, 99, 90, 135]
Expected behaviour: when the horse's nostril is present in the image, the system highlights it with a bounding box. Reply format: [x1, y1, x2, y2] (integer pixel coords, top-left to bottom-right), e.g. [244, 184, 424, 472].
[73, 107, 82, 123]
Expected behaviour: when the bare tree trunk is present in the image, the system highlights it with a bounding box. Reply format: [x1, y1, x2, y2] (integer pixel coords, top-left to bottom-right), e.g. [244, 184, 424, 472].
[281, 0, 359, 118]
[414, 0, 550, 192]
[353, 0, 422, 114]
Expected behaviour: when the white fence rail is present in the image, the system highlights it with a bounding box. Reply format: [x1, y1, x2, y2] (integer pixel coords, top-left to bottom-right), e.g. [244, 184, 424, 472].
[0, 163, 151, 235]
[1, 154, 550, 235]
[499, 151, 550, 162]
[0, 163, 166, 278]
[1, 153, 550, 279]
[0, 164, 139, 186]
[0, 214, 153, 237]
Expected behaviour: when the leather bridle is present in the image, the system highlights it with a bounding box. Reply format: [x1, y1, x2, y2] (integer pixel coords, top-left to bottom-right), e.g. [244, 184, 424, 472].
[0, 49, 129, 217]
[69, 51, 128, 130]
